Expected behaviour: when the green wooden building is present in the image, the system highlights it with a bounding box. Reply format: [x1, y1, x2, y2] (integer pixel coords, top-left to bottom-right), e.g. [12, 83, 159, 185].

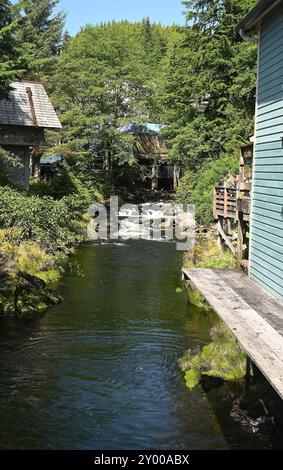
[238, 0, 283, 300]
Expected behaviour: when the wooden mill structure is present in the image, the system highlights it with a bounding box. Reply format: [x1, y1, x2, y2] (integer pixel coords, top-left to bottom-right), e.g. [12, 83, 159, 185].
[121, 123, 180, 191]
[213, 141, 253, 268]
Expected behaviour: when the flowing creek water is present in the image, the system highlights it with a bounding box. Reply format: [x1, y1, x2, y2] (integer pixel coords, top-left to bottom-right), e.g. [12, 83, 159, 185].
[0, 237, 275, 449]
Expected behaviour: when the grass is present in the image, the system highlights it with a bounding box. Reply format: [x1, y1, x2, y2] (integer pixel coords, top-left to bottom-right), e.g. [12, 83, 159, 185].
[179, 322, 247, 389]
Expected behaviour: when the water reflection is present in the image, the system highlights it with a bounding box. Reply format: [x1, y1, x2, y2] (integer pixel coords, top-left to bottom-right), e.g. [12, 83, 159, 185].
[0, 241, 270, 449]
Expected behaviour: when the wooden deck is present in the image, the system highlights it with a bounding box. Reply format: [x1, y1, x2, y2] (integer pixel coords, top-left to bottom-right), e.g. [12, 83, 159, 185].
[182, 268, 283, 399]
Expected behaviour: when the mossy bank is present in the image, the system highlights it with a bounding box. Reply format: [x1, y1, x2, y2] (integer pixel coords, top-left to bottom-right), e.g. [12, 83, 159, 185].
[181, 235, 246, 388]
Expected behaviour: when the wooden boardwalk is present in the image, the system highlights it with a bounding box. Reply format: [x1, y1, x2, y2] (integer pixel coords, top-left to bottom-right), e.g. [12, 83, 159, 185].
[182, 268, 283, 399]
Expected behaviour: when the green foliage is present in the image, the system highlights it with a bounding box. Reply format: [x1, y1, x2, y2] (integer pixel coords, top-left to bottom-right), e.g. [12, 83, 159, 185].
[0, 0, 23, 97]
[184, 236, 237, 270]
[48, 21, 178, 184]
[177, 154, 239, 225]
[15, 0, 66, 78]
[184, 369, 202, 390]
[187, 285, 212, 311]
[180, 322, 247, 384]
[0, 186, 88, 252]
[160, 0, 258, 224]
[0, 182, 90, 317]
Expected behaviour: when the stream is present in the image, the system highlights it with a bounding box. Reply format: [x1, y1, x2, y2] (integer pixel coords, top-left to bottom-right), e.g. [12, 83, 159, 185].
[0, 239, 272, 449]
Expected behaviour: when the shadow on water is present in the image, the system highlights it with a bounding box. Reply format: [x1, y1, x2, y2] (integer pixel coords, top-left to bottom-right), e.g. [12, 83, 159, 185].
[0, 240, 279, 449]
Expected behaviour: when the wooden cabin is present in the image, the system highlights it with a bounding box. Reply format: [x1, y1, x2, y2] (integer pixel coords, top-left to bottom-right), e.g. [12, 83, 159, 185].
[121, 123, 180, 191]
[0, 81, 62, 190]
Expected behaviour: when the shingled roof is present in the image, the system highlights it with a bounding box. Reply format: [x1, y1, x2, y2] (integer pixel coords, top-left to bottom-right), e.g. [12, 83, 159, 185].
[0, 81, 62, 129]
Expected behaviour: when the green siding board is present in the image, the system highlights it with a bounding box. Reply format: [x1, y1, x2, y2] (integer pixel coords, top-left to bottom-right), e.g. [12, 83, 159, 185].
[248, 5, 283, 299]
[254, 149, 283, 157]
[260, 25, 283, 49]
[256, 162, 283, 170]
[253, 210, 283, 228]
[256, 132, 281, 144]
[259, 47, 283, 70]
[252, 226, 283, 248]
[253, 196, 283, 206]
[251, 264, 283, 290]
[255, 141, 282, 151]
[253, 186, 283, 198]
[258, 85, 283, 103]
[252, 220, 283, 240]
[258, 75, 283, 92]
[259, 55, 282, 76]
[250, 267, 283, 299]
[257, 115, 283, 128]
[251, 254, 283, 280]
[256, 135, 282, 145]
[251, 257, 283, 282]
[257, 106, 283, 121]
[256, 123, 283, 136]
[258, 99, 283, 113]
[253, 200, 283, 212]
[254, 180, 283, 189]
[252, 230, 283, 253]
[259, 62, 283, 82]
[260, 72, 283, 91]
[259, 29, 283, 57]
[252, 239, 283, 263]
[252, 212, 283, 231]
[251, 246, 283, 269]
[251, 244, 283, 269]
[259, 50, 283, 70]
[260, 9, 283, 38]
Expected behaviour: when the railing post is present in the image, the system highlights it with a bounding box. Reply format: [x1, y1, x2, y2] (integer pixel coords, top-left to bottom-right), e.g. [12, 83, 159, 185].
[224, 188, 228, 219]
[213, 188, 217, 219]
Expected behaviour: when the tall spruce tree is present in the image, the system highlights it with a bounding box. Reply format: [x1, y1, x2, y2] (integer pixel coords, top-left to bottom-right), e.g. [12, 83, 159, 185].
[16, 0, 66, 78]
[161, 0, 258, 170]
[0, 0, 22, 97]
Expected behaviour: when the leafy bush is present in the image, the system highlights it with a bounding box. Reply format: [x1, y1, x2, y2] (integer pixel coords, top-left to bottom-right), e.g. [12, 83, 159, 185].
[0, 186, 88, 252]
[0, 182, 92, 317]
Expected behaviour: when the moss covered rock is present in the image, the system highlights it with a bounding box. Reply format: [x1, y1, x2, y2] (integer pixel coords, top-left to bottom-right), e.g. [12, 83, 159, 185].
[180, 322, 247, 386]
[184, 369, 202, 390]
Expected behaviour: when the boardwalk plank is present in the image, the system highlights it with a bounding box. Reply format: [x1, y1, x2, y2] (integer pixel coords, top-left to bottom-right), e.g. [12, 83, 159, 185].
[182, 268, 283, 399]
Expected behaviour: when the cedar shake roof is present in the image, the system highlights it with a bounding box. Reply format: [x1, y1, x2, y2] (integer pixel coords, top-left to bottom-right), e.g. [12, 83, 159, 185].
[0, 81, 62, 129]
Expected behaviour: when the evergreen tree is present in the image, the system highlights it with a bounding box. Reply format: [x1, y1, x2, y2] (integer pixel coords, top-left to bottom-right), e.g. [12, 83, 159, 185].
[0, 0, 22, 97]
[161, 0, 258, 171]
[16, 0, 66, 77]
[49, 21, 175, 183]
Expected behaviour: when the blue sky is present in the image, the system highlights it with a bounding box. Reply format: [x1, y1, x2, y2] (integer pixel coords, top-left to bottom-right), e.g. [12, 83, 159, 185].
[55, 0, 186, 35]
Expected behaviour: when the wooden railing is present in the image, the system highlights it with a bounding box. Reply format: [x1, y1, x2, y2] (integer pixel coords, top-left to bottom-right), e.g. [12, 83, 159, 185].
[213, 187, 238, 220]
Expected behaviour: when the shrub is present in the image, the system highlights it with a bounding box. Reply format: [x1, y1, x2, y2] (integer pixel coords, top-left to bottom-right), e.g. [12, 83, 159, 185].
[0, 187, 88, 252]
